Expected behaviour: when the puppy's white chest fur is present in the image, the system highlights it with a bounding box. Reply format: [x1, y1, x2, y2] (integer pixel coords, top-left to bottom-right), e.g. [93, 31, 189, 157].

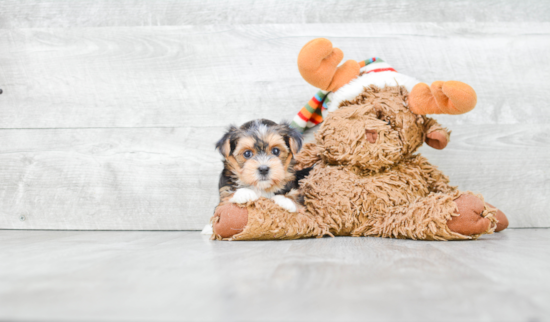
[229, 188, 259, 203]
[229, 187, 297, 213]
[254, 188, 275, 199]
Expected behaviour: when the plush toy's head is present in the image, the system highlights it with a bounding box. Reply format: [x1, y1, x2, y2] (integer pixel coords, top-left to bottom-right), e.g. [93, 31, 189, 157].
[316, 85, 438, 172]
[295, 38, 477, 172]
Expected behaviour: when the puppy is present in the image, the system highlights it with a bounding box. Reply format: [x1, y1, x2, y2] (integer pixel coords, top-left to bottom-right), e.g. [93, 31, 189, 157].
[215, 119, 305, 212]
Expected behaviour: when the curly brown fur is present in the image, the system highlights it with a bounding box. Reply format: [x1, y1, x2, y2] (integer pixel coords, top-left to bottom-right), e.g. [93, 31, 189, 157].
[316, 85, 427, 172]
[294, 142, 321, 171]
[213, 85, 497, 241]
[299, 155, 495, 240]
[213, 199, 331, 241]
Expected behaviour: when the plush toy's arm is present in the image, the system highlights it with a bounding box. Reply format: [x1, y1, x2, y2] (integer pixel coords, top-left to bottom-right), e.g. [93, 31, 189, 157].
[211, 199, 330, 240]
[423, 117, 451, 150]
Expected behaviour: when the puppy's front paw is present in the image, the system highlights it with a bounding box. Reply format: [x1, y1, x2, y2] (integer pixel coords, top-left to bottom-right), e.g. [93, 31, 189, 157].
[230, 188, 259, 204]
[271, 195, 297, 213]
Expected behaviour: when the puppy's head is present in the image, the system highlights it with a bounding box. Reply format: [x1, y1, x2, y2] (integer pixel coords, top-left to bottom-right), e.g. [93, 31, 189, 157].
[216, 119, 303, 192]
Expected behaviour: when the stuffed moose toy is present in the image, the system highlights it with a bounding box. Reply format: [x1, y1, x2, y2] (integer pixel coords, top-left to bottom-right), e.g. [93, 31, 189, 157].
[211, 38, 508, 241]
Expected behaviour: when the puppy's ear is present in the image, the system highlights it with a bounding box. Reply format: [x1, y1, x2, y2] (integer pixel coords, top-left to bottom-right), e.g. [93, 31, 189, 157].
[215, 126, 238, 158]
[280, 123, 303, 156]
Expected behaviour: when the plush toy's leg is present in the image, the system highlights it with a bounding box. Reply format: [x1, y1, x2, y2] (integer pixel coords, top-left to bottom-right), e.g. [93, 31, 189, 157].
[211, 199, 330, 241]
[447, 194, 492, 236]
[212, 203, 249, 239]
[353, 191, 497, 240]
[485, 202, 509, 232]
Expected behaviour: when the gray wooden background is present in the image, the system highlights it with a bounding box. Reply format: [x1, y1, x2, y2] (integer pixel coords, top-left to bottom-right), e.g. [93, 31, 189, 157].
[0, 0, 548, 230]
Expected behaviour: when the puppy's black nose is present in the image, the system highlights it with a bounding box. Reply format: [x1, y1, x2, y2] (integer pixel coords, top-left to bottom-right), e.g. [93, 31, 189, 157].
[258, 165, 270, 176]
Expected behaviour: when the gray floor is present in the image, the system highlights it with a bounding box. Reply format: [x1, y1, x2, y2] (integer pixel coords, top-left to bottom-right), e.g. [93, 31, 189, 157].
[1, 230, 549, 321]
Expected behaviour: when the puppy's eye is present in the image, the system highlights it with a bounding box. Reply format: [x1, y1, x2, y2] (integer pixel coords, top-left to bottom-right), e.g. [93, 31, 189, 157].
[271, 148, 280, 156]
[243, 150, 253, 159]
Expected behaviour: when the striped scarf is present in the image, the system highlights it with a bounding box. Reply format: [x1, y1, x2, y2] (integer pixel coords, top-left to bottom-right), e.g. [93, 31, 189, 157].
[291, 57, 396, 133]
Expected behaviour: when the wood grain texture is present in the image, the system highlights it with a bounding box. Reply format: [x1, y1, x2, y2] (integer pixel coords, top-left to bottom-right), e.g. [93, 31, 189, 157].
[0, 1, 548, 230]
[0, 0, 549, 28]
[419, 124, 550, 228]
[0, 23, 549, 128]
[0, 230, 549, 321]
[0, 127, 223, 230]
[0, 124, 547, 230]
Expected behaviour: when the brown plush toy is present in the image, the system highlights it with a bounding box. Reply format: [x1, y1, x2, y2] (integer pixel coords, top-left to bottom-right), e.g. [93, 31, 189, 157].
[211, 38, 509, 241]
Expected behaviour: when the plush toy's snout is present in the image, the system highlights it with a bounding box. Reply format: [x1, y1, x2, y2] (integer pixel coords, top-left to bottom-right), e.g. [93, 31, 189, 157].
[365, 129, 378, 143]
[364, 118, 449, 149]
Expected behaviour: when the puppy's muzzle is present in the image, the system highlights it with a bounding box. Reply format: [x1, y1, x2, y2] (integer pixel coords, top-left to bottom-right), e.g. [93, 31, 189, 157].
[258, 165, 270, 176]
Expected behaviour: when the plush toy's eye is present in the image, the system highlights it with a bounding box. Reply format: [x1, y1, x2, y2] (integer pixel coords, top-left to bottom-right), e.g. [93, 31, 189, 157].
[271, 147, 280, 156]
[243, 150, 253, 159]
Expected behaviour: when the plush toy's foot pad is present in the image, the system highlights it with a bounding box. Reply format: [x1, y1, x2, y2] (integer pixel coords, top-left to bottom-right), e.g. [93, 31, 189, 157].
[486, 202, 509, 232]
[212, 203, 248, 239]
[447, 194, 491, 236]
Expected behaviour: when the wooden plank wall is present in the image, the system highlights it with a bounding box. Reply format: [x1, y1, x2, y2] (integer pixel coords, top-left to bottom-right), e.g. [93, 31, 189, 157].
[0, 0, 548, 230]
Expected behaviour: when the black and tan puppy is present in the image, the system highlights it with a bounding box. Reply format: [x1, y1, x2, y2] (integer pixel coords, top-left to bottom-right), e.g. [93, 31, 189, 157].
[215, 119, 305, 212]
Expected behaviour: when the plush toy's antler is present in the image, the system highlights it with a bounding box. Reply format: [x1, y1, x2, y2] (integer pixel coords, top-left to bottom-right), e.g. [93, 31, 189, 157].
[409, 81, 477, 115]
[297, 38, 360, 92]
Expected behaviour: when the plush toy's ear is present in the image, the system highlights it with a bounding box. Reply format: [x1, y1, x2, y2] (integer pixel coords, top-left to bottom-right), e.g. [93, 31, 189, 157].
[279, 123, 303, 156]
[215, 126, 239, 158]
